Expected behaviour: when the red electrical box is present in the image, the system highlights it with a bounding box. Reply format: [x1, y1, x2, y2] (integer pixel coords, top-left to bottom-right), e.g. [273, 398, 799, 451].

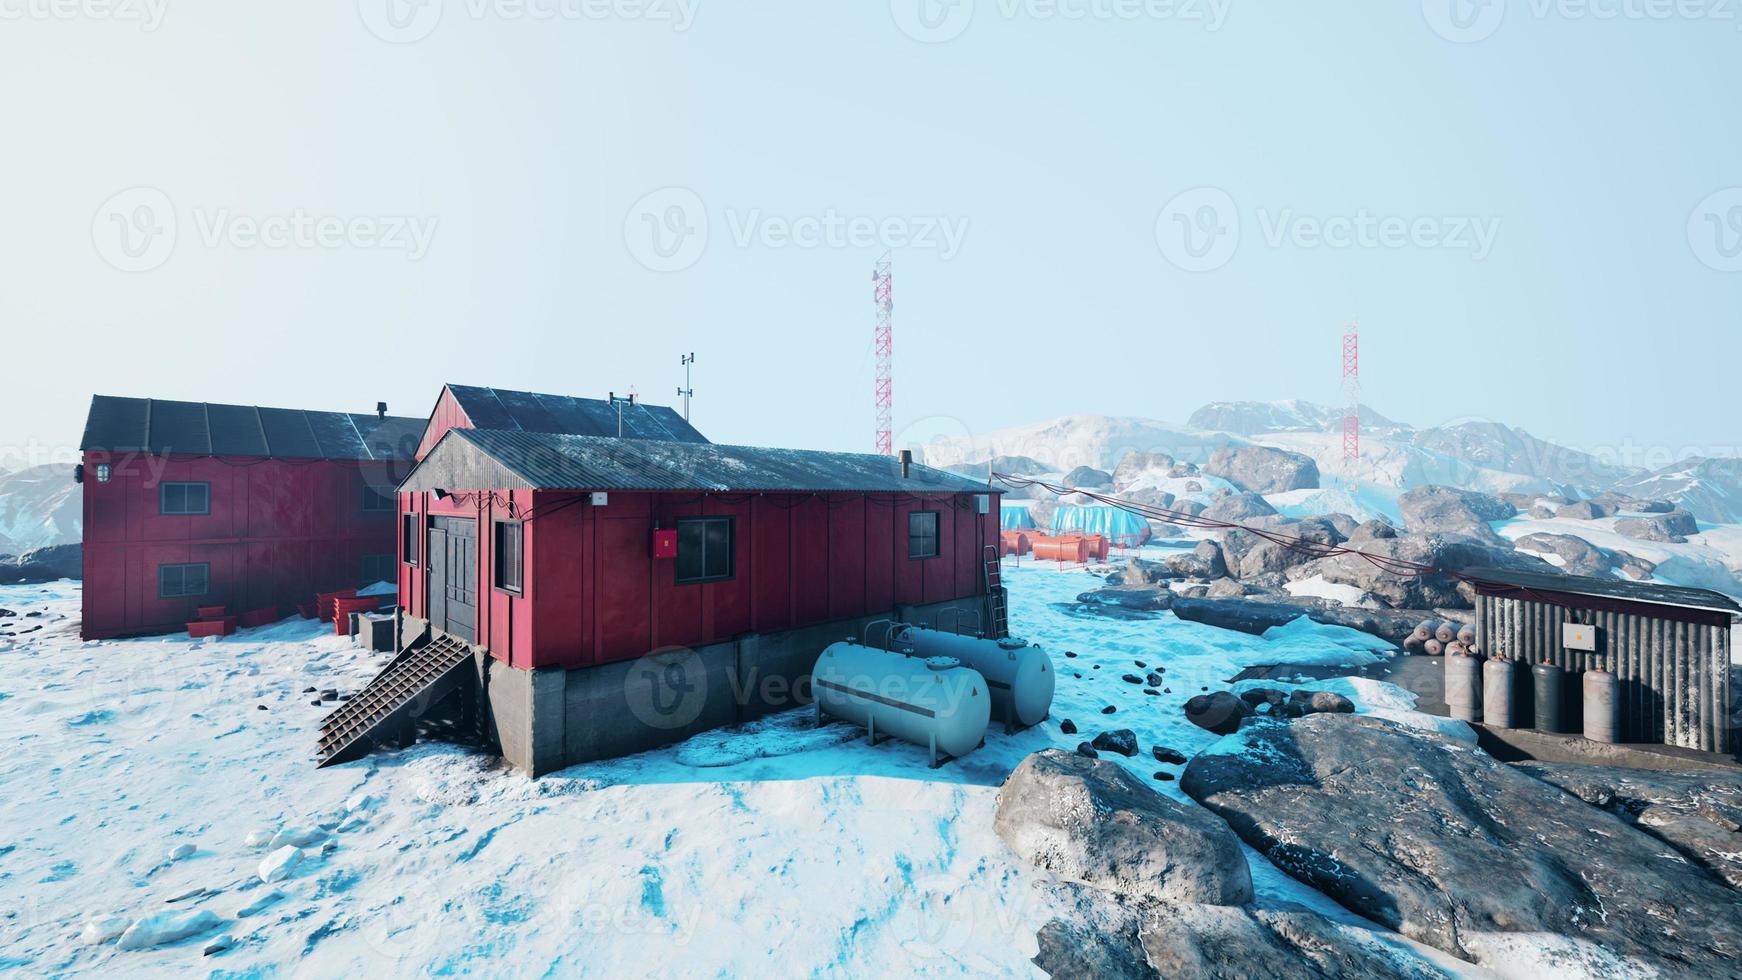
[652, 528, 678, 559]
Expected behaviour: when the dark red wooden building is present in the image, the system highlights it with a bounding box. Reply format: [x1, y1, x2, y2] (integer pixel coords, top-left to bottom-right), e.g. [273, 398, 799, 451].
[77, 395, 424, 640]
[396, 424, 1001, 774]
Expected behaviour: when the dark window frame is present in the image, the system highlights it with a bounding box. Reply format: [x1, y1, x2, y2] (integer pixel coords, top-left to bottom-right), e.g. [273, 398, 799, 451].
[494, 520, 524, 595]
[159, 481, 211, 516]
[158, 562, 210, 599]
[675, 515, 735, 585]
[908, 510, 941, 560]
[403, 512, 420, 565]
[362, 485, 396, 512]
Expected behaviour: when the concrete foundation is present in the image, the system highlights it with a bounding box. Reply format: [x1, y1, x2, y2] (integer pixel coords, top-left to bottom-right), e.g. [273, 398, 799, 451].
[473, 595, 994, 776]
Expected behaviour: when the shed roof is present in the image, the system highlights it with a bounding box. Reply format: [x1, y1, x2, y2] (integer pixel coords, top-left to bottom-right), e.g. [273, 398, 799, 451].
[81, 395, 425, 461]
[403, 428, 997, 496]
[444, 384, 707, 444]
[1464, 566, 1742, 617]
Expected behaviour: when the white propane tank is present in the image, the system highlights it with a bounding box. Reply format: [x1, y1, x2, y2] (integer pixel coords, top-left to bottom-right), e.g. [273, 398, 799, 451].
[813, 642, 991, 765]
[889, 626, 1055, 729]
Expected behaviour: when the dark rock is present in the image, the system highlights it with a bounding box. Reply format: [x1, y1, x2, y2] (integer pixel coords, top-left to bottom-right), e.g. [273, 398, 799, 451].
[1287, 690, 1355, 716]
[1031, 912, 1157, 980]
[1145, 672, 1164, 687]
[1091, 729, 1139, 757]
[1060, 719, 1077, 735]
[1153, 747, 1188, 765]
[1064, 651, 1077, 658]
[1513, 532, 1616, 577]
[1202, 493, 1278, 523]
[1302, 533, 1551, 610]
[1101, 705, 1117, 715]
[1518, 762, 1742, 890]
[1615, 511, 1700, 544]
[1076, 585, 1174, 613]
[1153, 772, 1174, 782]
[1347, 519, 1398, 545]
[1239, 688, 1288, 711]
[1397, 486, 1515, 545]
[0, 543, 82, 585]
[1063, 465, 1113, 489]
[1556, 500, 1614, 521]
[995, 750, 1254, 905]
[1121, 673, 1144, 685]
[1141, 903, 1456, 979]
[1076, 742, 1099, 759]
[1203, 446, 1321, 495]
[1183, 692, 1250, 735]
[1182, 714, 1742, 970]
[1133, 660, 1146, 668]
[1142, 689, 1159, 697]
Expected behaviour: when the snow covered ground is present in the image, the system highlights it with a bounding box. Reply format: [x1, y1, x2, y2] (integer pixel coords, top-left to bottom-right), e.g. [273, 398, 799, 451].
[1494, 511, 1742, 597]
[2, 576, 1529, 976]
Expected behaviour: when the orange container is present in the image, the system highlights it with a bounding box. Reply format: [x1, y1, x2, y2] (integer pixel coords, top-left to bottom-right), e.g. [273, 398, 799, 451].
[1000, 530, 1032, 557]
[1082, 534, 1110, 561]
[1031, 535, 1090, 563]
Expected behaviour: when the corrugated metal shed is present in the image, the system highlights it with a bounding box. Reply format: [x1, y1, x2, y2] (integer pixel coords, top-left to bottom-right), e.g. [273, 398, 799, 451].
[80, 395, 425, 461]
[445, 384, 707, 444]
[402, 428, 997, 495]
[1468, 566, 1739, 752]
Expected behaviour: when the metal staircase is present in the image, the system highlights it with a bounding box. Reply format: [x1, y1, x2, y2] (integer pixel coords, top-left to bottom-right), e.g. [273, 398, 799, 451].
[983, 545, 1009, 639]
[316, 633, 475, 768]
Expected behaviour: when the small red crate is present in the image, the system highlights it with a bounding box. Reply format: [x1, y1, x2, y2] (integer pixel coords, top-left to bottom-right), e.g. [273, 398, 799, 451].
[239, 607, 282, 629]
[196, 605, 228, 621]
[187, 617, 237, 639]
[315, 588, 359, 622]
[296, 601, 317, 620]
[331, 595, 386, 636]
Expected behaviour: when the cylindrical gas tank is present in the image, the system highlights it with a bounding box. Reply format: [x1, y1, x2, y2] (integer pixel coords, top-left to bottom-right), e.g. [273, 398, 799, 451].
[1533, 664, 1568, 734]
[892, 626, 1055, 728]
[813, 642, 990, 762]
[1483, 658, 1515, 729]
[1583, 670, 1619, 743]
[1000, 531, 1032, 557]
[1032, 535, 1090, 563]
[1445, 654, 1482, 723]
[1435, 621, 1458, 645]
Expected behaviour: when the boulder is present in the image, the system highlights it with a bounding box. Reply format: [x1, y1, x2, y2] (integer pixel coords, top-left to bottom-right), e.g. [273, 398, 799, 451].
[1202, 446, 1321, 495]
[1305, 533, 1549, 610]
[1113, 452, 1186, 491]
[1512, 533, 1615, 577]
[1397, 486, 1515, 545]
[1517, 762, 1742, 890]
[1202, 493, 1278, 524]
[1091, 729, 1139, 757]
[1140, 902, 1457, 980]
[1345, 519, 1398, 546]
[1181, 714, 1742, 970]
[1064, 465, 1114, 489]
[1076, 585, 1174, 614]
[1615, 511, 1700, 544]
[994, 750, 1254, 905]
[0, 543, 82, 585]
[1555, 500, 1614, 521]
[1183, 692, 1251, 735]
[1157, 540, 1226, 581]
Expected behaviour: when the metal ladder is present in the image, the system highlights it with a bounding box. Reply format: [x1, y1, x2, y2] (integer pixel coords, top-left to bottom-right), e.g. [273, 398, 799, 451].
[983, 544, 1009, 639]
[315, 634, 474, 768]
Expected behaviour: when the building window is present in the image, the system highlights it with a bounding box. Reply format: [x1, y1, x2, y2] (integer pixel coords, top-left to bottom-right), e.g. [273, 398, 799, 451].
[676, 516, 733, 584]
[362, 553, 395, 585]
[159, 482, 210, 516]
[158, 562, 209, 599]
[403, 513, 419, 565]
[908, 510, 940, 559]
[362, 486, 395, 512]
[494, 520, 523, 594]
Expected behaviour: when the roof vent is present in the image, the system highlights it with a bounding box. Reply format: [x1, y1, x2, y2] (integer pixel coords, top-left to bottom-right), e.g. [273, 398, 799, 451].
[376, 401, 388, 419]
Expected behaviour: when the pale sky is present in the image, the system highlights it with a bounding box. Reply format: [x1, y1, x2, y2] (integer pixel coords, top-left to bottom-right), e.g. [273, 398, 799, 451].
[3, 1, 1739, 472]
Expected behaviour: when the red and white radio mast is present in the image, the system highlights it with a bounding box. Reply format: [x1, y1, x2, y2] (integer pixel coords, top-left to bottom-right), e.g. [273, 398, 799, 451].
[873, 252, 894, 456]
[1341, 321, 1361, 467]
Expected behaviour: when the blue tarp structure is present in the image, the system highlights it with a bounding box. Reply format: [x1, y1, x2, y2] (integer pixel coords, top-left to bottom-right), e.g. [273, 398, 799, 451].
[1001, 506, 1037, 530]
[1049, 504, 1152, 547]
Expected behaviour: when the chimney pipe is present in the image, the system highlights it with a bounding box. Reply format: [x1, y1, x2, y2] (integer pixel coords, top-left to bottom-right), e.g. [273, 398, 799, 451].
[899, 449, 912, 479]
[376, 401, 387, 419]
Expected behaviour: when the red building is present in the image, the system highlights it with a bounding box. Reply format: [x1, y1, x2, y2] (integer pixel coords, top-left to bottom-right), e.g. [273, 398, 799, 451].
[77, 395, 424, 640]
[393, 424, 1002, 775]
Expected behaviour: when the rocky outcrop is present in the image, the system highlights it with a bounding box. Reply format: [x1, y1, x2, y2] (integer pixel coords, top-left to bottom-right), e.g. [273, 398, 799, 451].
[995, 749, 1254, 906]
[0, 543, 82, 585]
[1302, 534, 1549, 610]
[1615, 510, 1700, 544]
[1512, 533, 1615, 577]
[1183, 692, 1250, 735]
[1201, 493, 1278, 524]
[1397, 486, 1515, 545]
[1170, 594, 1454, 646]
[1113, 451, 1184, 491]
[1181, 714, 1742, 971]
[1554, 500, 1614, 521]
[1202, 446, 1320, 495]
[1518, 762, 1742, 891]
[1064, 465, 1113, 489]
[1139, 902, 1455, 980]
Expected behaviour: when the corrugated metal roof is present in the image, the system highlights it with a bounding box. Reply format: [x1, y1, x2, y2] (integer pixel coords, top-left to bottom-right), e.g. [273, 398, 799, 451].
[80, 395, 425, 461]
[402, 428, 998, 495]
[1465, 566, 1742, 616]
[446, 384, 707, 444]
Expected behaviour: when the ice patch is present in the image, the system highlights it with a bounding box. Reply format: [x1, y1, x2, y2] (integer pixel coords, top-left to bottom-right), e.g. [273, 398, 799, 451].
[258, 846, 302, 883]
[115, 909, 224, 951]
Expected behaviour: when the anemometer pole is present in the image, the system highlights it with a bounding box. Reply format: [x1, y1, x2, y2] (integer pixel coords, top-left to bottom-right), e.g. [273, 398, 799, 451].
[677, 352, 695, 422]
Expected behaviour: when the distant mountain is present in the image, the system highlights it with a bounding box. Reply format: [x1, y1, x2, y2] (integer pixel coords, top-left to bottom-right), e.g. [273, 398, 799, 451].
[1408, 420, 1642, 496]
[1608, 457, 1742, 524]
[1187, 400, 1409, 436]
[917, 415, 1238, 474]
[0, 465, 81, 556]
